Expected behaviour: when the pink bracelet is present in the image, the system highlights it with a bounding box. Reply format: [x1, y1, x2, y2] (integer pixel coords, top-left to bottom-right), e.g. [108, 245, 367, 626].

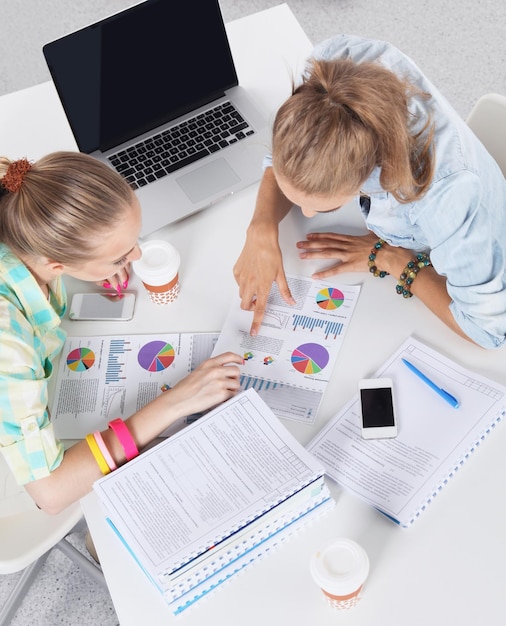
[108, 418, 139, 461]
[93, 431, 117, 471]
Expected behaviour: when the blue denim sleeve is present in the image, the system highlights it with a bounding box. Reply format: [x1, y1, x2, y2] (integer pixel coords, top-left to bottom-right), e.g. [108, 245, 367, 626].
[415, 168, 506, 349]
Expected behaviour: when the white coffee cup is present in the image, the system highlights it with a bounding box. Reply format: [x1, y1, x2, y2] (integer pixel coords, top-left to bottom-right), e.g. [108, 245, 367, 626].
[132, 240, 180, 305]
[310, 538, 369, 610]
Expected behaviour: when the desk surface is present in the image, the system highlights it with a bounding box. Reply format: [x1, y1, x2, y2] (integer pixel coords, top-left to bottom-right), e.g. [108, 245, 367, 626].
[2, 5, 506, 625]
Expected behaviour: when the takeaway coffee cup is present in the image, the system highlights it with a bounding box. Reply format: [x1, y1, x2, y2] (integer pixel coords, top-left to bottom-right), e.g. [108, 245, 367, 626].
[310, 538, 369, 610]
[132, 240, 180, 305]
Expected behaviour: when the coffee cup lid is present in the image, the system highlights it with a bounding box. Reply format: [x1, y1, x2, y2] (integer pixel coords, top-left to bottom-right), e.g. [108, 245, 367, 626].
[133, 240, 180, 287]
[310, 538, 369, 596]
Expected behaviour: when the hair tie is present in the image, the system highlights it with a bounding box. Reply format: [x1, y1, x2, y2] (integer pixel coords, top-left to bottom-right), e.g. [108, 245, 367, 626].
[1, 158, 32, 193]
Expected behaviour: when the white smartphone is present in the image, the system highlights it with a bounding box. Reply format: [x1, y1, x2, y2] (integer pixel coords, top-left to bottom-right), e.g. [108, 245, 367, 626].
[69, 292, 136, 321]
[358, 377, 398, 439]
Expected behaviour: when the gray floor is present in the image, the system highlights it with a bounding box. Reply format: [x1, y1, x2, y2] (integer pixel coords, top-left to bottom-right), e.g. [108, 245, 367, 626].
[1, 1, 505, 624]
[2, 0, 506, 117]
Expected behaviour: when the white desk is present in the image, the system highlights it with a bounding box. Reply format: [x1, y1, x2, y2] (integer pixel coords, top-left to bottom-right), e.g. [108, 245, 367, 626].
[2, 5, 506, 625]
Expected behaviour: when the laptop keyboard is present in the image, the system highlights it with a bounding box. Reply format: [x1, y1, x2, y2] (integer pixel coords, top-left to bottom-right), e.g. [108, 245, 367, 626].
[108, 101, 255, 189]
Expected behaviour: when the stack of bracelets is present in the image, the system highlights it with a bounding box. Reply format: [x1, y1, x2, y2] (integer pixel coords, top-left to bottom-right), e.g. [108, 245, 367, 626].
[85, 418, 139, 474]
[369, 239, 432, 299]
[396, 252, 432, 298]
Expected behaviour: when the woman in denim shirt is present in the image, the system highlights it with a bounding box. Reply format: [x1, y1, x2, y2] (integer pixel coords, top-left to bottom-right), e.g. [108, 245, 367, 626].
[233, 35, 506, 349]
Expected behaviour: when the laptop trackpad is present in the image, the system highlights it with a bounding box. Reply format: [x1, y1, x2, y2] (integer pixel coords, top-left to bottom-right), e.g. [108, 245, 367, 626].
[176, 158, 241, 203]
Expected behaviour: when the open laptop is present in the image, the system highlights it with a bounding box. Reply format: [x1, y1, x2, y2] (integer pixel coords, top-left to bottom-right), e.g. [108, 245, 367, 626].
[43, 0, 270, 236]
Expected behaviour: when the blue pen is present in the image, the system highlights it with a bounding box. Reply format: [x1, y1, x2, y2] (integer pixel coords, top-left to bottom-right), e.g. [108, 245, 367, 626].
[401, 358, 460, 409]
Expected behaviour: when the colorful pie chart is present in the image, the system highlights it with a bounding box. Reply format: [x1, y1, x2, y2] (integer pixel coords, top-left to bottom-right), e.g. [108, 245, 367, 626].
[316, 287, 344, 310]
[291, 343, 329, 375]
[138, 341, 175, 372]
[67, 347, 95, 372]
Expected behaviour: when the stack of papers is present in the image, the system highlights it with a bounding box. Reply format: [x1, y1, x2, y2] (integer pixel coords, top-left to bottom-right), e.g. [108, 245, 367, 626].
[93, 389, 334, 614]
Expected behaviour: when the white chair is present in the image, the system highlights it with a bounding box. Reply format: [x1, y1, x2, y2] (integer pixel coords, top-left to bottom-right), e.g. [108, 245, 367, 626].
[0, 455, 106, 625]
[466, 93, 506, 176]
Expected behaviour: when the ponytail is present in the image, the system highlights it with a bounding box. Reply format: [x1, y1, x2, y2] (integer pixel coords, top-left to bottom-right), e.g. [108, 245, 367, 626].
[272, 58, 434, 203]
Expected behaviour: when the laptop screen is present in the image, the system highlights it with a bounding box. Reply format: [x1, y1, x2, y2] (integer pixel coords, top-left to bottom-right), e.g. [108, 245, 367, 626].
[43, 0, 238, 153]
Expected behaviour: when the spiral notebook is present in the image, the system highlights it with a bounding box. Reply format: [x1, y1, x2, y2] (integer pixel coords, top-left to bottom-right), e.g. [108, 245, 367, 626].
[157, 482, 332, 614]
[307, 336, 506, 527]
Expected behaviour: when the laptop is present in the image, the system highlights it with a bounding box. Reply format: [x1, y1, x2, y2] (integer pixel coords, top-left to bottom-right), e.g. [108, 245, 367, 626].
[43, 0, 270, 236]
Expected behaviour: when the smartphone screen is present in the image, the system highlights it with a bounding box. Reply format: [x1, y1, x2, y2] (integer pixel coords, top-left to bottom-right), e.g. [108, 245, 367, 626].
[359, 378, 397, 439]
[360, 387, 395, 428]
[69, 293, 135, 321]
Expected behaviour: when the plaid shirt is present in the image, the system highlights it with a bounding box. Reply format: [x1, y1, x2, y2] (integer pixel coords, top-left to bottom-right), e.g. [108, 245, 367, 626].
[0, 244, 67, 484]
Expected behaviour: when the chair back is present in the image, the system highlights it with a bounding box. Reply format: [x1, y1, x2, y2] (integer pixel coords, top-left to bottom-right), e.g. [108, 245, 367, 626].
[466, 93, 506, 176]
[0, 454, 82, 574]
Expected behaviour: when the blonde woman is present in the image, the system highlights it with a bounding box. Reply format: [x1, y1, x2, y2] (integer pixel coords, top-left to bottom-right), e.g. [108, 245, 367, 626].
[234, 35, 506, 349]
[0, 152, 242, 514]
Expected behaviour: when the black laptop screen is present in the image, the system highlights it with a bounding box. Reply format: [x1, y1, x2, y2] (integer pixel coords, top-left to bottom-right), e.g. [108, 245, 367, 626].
[43, 0, 238, 153]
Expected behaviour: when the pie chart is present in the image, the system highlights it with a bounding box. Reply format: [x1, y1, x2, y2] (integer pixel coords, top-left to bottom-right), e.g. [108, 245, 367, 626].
[291, 343, 329, 375]
[138, 341, 175, 372]
[67, 347, 95, 372]
[316, 287, 344, 310]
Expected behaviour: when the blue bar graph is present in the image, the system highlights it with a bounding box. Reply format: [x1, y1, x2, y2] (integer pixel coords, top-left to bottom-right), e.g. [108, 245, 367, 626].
[105, 339, 131, 384]
[292, 314, 344, 339]
[240, 375, 281, 392]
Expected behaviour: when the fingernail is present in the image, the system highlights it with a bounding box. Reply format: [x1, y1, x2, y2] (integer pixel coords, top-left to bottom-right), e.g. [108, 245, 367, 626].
[116, 284, 122, 294]
[103, 281, 112, 289]
[122, 280, 129, 289]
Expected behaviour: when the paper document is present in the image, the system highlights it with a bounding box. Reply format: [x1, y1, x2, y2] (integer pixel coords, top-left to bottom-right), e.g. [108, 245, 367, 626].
[50, 332, 218, 438]
[212, 274, 360, 423]
[93, 388, 332, 611]
[307, 336, 506, 527]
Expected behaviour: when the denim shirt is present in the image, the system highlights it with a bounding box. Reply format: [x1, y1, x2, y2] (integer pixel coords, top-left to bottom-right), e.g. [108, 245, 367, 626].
[266, 34, 506, 349]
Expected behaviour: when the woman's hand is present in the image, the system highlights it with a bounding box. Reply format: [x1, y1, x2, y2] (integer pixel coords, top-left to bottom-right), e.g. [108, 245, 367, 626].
[166, 352, 243, 417]
[233, 224, 295, 335]
[298, 231, 470, 343]
[233, 168, 296, 336]
[96, 264, 131, 295]
[297, 231, 385, 279]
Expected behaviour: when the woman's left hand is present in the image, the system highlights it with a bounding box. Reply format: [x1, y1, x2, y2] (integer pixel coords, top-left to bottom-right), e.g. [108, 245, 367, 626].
[297, 231, 381, 279]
